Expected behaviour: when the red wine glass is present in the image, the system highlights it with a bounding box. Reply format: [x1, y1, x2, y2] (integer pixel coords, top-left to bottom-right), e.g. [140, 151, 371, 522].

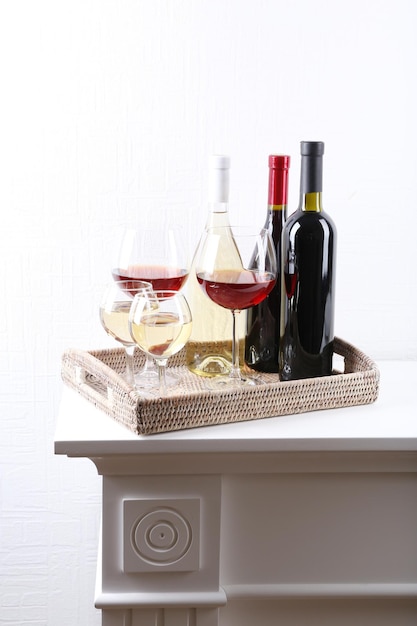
[113, 225, 189, 291]
[194, 226, 277, 387]
[112, 224, 190, 389]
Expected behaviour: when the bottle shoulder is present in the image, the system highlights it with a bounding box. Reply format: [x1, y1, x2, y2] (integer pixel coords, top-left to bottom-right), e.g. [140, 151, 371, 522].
[284, 209, 336, 234]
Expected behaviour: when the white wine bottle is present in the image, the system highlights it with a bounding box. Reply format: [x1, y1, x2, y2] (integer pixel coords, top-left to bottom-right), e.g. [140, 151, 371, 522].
[185, 155, 245, 377]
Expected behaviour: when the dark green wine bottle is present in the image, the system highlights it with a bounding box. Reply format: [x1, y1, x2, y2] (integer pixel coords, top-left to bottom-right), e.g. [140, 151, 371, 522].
[279, 141, 336, 380]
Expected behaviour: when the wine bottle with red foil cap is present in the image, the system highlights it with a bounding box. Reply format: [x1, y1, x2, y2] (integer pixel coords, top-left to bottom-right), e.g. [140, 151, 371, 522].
[245, 155, 290, 372]
[279, 141, 336, 380]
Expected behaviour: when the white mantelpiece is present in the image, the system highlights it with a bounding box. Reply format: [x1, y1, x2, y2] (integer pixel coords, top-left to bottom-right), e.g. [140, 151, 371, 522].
[55, 361, 417, 626]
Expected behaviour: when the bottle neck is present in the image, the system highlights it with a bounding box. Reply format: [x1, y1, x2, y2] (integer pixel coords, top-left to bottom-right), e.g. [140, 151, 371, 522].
[207, 177, 229, 224]
[299, 153, 323, 213]
[208, 201, 228, 214]
[208, 161, 229, 204]
[205, 203, 230, 228]
[301, 192, 323, 212]
[268, 164, 289, 213]
[207, 159, 230, 223]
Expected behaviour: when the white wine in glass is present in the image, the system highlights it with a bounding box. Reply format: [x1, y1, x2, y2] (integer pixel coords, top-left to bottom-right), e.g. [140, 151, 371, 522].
[129, 290, 192, 396]
[99, 280, 153, 386]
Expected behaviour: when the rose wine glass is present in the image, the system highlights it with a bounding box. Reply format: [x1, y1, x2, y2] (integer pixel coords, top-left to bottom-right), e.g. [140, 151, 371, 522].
[194, 226, 277, 387]
[99, 280, 153, 387]
[112, 224, 190, 386]
[129, 290, 192, 396]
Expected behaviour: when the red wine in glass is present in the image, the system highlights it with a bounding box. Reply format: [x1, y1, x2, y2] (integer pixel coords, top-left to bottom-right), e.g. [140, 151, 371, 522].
[113, 265, 189, 292]
[197, 269, 275, 311]
[194, 226, 277, 387]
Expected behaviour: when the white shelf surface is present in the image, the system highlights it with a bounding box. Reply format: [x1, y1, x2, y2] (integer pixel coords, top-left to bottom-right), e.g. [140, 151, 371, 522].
[54, 360, 417, 456]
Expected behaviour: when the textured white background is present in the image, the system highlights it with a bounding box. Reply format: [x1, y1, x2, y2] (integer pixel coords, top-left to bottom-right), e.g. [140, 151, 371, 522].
[1, 0, 416, 624]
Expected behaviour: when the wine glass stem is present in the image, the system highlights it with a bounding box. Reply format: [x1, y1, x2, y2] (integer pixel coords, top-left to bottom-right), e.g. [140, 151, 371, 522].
[142, 353, 156, 374]
[157, 359, 168, 396]
[230, 309, 241, 380]
[124, 345, 136, 386]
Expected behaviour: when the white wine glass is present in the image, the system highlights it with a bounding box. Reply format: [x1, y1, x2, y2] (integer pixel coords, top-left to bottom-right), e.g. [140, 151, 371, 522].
[129, 290, 192, 396]
[194, 226, 277, 387]
[99, 279, 153, 386]
[112, 224, 190, 385]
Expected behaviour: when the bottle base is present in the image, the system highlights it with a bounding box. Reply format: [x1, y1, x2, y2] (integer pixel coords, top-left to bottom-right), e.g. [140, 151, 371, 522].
[279, 342, 334, 381]
[187, 355, 232, 378]
[186, 340, 233, 377]
[186, 339, 249, 378]
[246, 361, 279, 374]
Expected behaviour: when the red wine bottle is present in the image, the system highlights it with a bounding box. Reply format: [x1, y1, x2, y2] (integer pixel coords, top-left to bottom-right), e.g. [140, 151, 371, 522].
[279, 141, 336, 380]
[245, 155, 290, 372]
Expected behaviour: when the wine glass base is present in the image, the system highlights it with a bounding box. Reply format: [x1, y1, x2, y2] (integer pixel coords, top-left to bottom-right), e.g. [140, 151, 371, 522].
[134, 368, 181, 393]
[203, 372, 266, 391]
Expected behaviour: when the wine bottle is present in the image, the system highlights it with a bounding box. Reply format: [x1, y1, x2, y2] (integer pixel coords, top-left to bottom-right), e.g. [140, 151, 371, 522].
[279, 141, 336, 380]
[185, 155, 245, 377]
[245, 155, 290, 372]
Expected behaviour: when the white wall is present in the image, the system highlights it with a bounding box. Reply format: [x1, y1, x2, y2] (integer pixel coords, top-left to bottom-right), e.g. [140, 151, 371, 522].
[1, 0, 416, 623]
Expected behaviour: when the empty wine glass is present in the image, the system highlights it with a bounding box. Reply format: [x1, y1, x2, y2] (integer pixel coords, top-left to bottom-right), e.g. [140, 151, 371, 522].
[194, 226, 277, 387]
[99, 280, 153, 386]
[129, 290, 192, 396]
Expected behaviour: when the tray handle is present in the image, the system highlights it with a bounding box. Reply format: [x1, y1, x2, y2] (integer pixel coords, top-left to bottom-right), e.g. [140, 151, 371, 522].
[61, 348, 138, 415]
[334, 337, 378, 375]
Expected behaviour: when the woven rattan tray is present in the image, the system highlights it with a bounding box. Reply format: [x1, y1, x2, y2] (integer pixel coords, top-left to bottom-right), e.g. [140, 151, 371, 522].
[61, 337, 380, 435]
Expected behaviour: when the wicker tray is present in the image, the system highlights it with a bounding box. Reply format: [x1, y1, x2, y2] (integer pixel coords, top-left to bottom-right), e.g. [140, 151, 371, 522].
[61, 337, 380, 436]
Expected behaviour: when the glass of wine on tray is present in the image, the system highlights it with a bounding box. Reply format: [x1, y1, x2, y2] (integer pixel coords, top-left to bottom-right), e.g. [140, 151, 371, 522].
[112, 224, 190, 390]
[194, 226, 277, 388]
[129, 290, 192, 396]
[99, 279, 153, 388]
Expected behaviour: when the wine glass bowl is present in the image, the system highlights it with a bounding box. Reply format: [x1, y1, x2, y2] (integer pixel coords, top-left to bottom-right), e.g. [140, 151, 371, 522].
[194, 226, 277, 386]
[112, 225, 189, 291]
[129, 290, 192, 396]
[197, 267, 276, 311]
[99, 280, 153, 386]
